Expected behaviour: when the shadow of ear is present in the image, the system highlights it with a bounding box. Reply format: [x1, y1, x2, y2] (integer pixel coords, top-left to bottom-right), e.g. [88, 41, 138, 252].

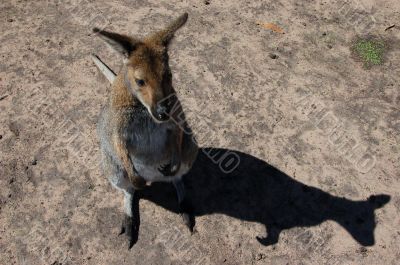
[141, 148, 391, 247]
[369, 194, 391, 208]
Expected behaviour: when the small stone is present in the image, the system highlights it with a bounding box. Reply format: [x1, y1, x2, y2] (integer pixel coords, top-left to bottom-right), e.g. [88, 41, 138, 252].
[204, 0, 210, 5]
[269, 53, 278, 59]
[360, 247, 367, 253]
[7, 18, 14, 22]
[0, 135, 2, 139]
[31, 159, 37, 165]
[359, 246, 368, 257]
[256, 253, 266, 260]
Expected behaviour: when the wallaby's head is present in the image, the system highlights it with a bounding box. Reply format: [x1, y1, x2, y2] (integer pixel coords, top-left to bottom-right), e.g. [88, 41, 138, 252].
[93, 13, 188, 123]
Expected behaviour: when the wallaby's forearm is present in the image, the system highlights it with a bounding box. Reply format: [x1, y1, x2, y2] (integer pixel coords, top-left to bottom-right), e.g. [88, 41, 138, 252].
[170, 128, 184, 173]
[113, 134, 145, 189]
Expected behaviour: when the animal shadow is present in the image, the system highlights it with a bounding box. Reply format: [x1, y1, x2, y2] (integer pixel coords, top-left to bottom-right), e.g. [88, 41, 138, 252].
[141, 148, 390, 246]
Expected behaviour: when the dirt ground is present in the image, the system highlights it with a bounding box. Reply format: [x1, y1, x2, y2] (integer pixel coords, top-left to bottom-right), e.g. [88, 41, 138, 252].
[1, 0, 399, 264]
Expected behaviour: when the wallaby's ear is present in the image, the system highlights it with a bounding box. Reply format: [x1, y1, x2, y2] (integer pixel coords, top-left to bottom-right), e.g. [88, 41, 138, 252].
[93, 28, 139, 58]
[148, 13, 188, 46]
[368, 194, 391, 209]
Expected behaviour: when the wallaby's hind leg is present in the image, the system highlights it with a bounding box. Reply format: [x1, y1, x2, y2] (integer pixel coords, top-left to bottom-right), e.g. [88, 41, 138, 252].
[120, 188, 140, 249]
[111, 178, 141, 248]
[173, 179, 195, 232]
[113, 183, 141, 249]
[101, 152, 141, 248]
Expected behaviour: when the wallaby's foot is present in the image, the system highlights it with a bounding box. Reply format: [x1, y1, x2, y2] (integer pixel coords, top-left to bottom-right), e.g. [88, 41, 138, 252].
[120, 214, 139, 249]
[181, 212, 195, 233]
[172, 179, 194, 233]
[121, 189, 140, 249]
[180, 200, 195, 233]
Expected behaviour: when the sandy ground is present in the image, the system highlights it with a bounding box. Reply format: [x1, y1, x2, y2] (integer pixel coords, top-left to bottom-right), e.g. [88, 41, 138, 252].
[1, 0, 399, 264]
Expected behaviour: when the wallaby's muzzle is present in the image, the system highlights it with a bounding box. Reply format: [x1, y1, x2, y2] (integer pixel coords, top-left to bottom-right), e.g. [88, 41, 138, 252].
[155, 100, 171, 122]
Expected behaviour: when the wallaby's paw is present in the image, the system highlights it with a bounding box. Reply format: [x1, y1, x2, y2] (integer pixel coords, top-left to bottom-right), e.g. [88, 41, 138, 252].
[158, 162, 179, 176]
[131, 175, 147, 190]
[120, 215, 139, 249]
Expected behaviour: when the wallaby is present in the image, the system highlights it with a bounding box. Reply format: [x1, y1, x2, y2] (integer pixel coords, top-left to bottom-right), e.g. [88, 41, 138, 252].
[93, 13, 198, 248]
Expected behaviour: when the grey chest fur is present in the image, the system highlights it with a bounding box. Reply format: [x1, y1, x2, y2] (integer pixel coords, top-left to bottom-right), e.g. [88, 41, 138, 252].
[123, 107, 175, 165]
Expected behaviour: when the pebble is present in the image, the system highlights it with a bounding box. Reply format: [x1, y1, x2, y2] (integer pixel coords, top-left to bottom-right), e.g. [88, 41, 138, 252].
[256, 253, 266, 260]
[269, 53, 278, 59]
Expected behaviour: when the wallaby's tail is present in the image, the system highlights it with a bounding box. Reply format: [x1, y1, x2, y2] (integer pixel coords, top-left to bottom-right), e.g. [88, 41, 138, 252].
[91, 54, 116, 83]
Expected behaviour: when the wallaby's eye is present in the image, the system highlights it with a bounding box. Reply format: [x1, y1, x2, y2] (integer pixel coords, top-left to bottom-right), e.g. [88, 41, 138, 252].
[136, 79, 145, 87]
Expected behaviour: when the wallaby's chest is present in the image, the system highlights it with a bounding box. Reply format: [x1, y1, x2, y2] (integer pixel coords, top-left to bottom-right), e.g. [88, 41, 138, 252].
[123, 108, 174, 164]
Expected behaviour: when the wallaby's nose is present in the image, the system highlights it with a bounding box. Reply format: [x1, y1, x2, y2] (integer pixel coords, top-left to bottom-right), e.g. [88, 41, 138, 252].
[155, 101, 170, 121]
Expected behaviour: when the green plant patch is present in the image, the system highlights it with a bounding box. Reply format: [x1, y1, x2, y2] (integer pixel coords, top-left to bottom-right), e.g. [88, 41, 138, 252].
[352, 38, 386, 67]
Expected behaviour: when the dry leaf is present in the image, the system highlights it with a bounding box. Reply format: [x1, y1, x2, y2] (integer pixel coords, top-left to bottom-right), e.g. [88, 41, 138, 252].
[257, 22, 285, 34]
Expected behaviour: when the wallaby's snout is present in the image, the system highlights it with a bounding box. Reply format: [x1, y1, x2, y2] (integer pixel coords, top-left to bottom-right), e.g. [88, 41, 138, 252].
[155, 99, 171, 121]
